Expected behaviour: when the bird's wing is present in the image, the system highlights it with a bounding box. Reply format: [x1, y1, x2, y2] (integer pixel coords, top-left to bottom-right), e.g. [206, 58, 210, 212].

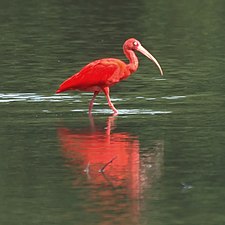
[57, 58, 128, 93]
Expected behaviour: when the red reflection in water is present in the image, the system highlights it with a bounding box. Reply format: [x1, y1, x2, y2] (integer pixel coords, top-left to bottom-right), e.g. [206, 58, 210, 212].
[57, 116, 163, 224]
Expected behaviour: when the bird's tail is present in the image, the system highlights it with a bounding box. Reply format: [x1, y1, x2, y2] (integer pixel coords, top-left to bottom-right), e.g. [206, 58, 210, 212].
[55, 81, 71, 94]
[56, 89, 62, 94]
[55, 83, 71, 94]
[55, 73, 80, 94]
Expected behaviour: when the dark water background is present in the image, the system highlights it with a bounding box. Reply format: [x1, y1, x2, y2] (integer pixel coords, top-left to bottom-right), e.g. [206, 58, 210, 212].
[0, 0, 225, 224]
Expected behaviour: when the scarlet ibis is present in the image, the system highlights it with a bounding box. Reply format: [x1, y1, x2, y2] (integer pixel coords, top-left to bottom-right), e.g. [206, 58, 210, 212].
[56, 38, 163, 114]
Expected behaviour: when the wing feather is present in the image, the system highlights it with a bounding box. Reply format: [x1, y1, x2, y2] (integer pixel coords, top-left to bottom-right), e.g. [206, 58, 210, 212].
[56, 58, 129, 93]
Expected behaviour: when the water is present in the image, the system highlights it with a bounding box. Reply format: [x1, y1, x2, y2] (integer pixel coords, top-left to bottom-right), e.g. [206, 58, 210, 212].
[1, 0, 225, 224]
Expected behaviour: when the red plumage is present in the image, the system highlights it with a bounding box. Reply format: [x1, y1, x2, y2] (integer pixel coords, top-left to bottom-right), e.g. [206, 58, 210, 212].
[56, 58, 130, 93]
[56, 38, 163, 115]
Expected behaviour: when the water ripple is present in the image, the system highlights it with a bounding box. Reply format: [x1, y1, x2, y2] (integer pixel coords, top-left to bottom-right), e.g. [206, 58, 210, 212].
[91, 109, 172, 115]
[0, 93, 80, 103]
[0, 93, 186, 107]
[161, 96, 186, 100]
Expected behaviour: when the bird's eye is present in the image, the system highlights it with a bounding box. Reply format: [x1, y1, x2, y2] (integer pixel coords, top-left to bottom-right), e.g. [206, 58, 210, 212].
[133, 41, 138, 46]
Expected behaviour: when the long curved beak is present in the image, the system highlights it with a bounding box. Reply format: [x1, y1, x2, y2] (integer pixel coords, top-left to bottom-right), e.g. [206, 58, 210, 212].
[137, 45, 163, 76]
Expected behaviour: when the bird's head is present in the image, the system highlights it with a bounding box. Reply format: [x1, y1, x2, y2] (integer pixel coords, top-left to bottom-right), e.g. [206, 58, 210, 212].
[124, 38, 163, 76]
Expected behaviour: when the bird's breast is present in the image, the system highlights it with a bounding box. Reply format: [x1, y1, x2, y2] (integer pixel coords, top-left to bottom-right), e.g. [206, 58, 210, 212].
[105, 61, 131, 86]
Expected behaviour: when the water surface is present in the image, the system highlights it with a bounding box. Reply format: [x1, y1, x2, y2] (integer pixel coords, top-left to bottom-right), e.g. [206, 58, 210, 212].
[0, 0, 225, 225]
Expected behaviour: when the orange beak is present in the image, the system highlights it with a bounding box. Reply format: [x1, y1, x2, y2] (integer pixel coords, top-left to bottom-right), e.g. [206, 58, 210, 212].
[137, 45, 163, 76]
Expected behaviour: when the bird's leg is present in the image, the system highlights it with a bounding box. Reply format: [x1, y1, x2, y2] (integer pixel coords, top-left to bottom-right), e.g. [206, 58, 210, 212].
[89, 91, 99, 115]
[102, 87, 118, 115]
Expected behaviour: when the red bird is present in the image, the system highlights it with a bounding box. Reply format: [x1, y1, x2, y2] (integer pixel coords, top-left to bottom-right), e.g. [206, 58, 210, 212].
[56, 38, 163, 115]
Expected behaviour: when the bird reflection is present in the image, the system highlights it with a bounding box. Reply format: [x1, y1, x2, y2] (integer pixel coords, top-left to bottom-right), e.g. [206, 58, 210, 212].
[57, 116, 164, 224]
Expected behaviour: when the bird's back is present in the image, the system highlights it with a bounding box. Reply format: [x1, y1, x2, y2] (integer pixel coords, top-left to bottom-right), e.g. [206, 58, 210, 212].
[56, 58, 130, 93]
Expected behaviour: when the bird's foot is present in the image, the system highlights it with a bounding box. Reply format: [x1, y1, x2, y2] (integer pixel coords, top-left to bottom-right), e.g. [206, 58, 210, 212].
[112, 111, 118, 116]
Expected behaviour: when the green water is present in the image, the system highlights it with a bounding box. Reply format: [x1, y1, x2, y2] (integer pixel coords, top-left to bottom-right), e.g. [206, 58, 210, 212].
[1, 1, 225, 224]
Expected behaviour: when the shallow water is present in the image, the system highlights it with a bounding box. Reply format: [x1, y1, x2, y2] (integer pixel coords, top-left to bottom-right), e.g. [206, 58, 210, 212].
[1, 0, 225, 225]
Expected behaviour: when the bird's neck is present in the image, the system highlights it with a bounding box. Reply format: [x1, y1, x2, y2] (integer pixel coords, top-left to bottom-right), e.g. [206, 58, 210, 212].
[124, 49, 139, 73]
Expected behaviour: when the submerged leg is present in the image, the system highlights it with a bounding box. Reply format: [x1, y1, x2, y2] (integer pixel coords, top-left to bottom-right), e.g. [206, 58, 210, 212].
[102, 87, 118, 115]
[89, 91, 99, 115]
